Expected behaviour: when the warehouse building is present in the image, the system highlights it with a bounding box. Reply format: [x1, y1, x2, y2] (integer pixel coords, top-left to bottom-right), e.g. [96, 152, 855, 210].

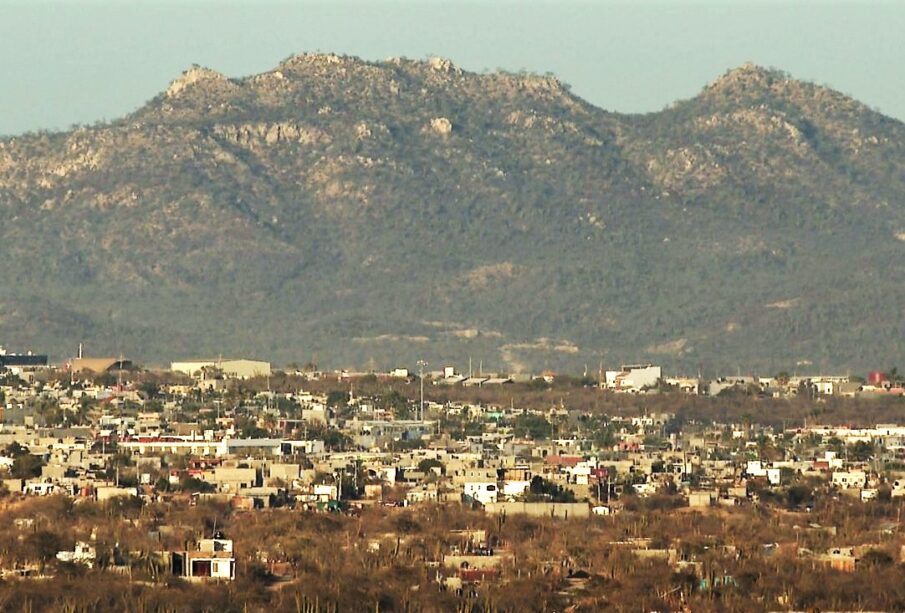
[170, 359, 272, 379]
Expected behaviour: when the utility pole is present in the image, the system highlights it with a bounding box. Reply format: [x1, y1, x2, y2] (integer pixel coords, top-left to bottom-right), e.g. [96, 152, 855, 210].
[417, 360, 428, 422]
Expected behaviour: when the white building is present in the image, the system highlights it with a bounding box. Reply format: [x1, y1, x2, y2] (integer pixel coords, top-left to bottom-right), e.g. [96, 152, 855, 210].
[808, 376, 851, 396]
[501, 467, 532, 499]
[171, 359, 272, 380]
[746, 461, 783, 485]
[56, 542, 96, 568]
[605, 364, 662, 393]
[891, 479, 905, 498]
[831, 470, 867, 489]
[96, 486, 138, 502]
[464, 481, 498, 505]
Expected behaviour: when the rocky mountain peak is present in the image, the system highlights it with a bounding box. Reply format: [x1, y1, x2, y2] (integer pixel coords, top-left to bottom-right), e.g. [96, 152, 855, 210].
[704, 63, 788, 98]
[426, 56, 462, 75]
[277, 52, 366, 72]
[165, 65, 228, 98]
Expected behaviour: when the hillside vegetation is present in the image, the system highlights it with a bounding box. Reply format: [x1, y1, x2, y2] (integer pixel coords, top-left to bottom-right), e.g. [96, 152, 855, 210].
[2, 55, 904, 373]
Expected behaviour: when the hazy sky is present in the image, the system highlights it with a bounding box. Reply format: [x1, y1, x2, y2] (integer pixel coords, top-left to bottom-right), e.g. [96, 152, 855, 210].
[2, 1, 904, 136]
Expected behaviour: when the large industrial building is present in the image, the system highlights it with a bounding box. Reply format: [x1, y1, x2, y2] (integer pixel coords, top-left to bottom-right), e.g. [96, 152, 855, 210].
[0, 346, 48, 369]
[170, 359, 272, 380]
[70, 357, 136, 373]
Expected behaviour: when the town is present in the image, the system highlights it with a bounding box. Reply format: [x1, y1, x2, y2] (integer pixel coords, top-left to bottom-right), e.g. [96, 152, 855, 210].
[2, 344, 905, 611]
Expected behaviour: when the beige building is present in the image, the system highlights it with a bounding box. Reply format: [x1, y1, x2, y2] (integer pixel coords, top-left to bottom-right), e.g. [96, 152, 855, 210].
[70, 357, 135, 374]
[201, 467, 258, 492]
[171, 359, 272, 379]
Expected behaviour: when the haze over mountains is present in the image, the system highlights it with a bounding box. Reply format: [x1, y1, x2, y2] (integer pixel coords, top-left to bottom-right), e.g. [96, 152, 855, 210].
[2, 53, 904, 373]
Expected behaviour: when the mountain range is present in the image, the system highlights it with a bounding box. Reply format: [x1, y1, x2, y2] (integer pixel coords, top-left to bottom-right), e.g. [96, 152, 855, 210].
[2, 54, 904, 374]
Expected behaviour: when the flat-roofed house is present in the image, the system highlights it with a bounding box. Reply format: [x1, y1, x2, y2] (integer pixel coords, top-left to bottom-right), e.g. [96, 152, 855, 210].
[171, 538, 236, 581]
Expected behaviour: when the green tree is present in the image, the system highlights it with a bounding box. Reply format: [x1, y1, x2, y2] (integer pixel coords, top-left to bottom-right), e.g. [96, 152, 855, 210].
[139, 381, 160, 399]
[180, 476, 215, 493]
[417, 458, 443, 474]
[322, 428, 351, 451]
[848, 440, 874, 461]
[326, 390, 348, 409]
[25, 530, 61, 573]
[380, 390, 411, 420]
[786, 485, 812, 509]
[528, 378, 551, 391]
[511, 414, 551, 440]
[526, 476, 576, 502]
[2, 441, 40, 478]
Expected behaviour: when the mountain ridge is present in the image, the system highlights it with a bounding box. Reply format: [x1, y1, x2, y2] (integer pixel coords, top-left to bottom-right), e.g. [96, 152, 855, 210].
[2, 55, 904, 373]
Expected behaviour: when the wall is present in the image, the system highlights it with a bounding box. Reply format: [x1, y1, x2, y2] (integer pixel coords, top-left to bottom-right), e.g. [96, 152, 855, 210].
[483, 501, 590, 518]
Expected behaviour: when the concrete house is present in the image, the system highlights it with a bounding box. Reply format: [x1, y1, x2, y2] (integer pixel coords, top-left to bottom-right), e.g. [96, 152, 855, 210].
[203, 466, 258, 492]
[464, 481, 498, 505]
[171, 537, 236, 581]
[832, 470, 867, 489]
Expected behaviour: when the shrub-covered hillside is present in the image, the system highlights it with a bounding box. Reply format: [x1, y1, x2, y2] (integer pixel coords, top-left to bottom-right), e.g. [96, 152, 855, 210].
[1, 55, 904, 372]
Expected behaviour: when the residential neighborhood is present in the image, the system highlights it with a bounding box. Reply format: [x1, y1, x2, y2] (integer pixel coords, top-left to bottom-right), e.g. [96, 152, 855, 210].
[2, 344, 905, 609]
